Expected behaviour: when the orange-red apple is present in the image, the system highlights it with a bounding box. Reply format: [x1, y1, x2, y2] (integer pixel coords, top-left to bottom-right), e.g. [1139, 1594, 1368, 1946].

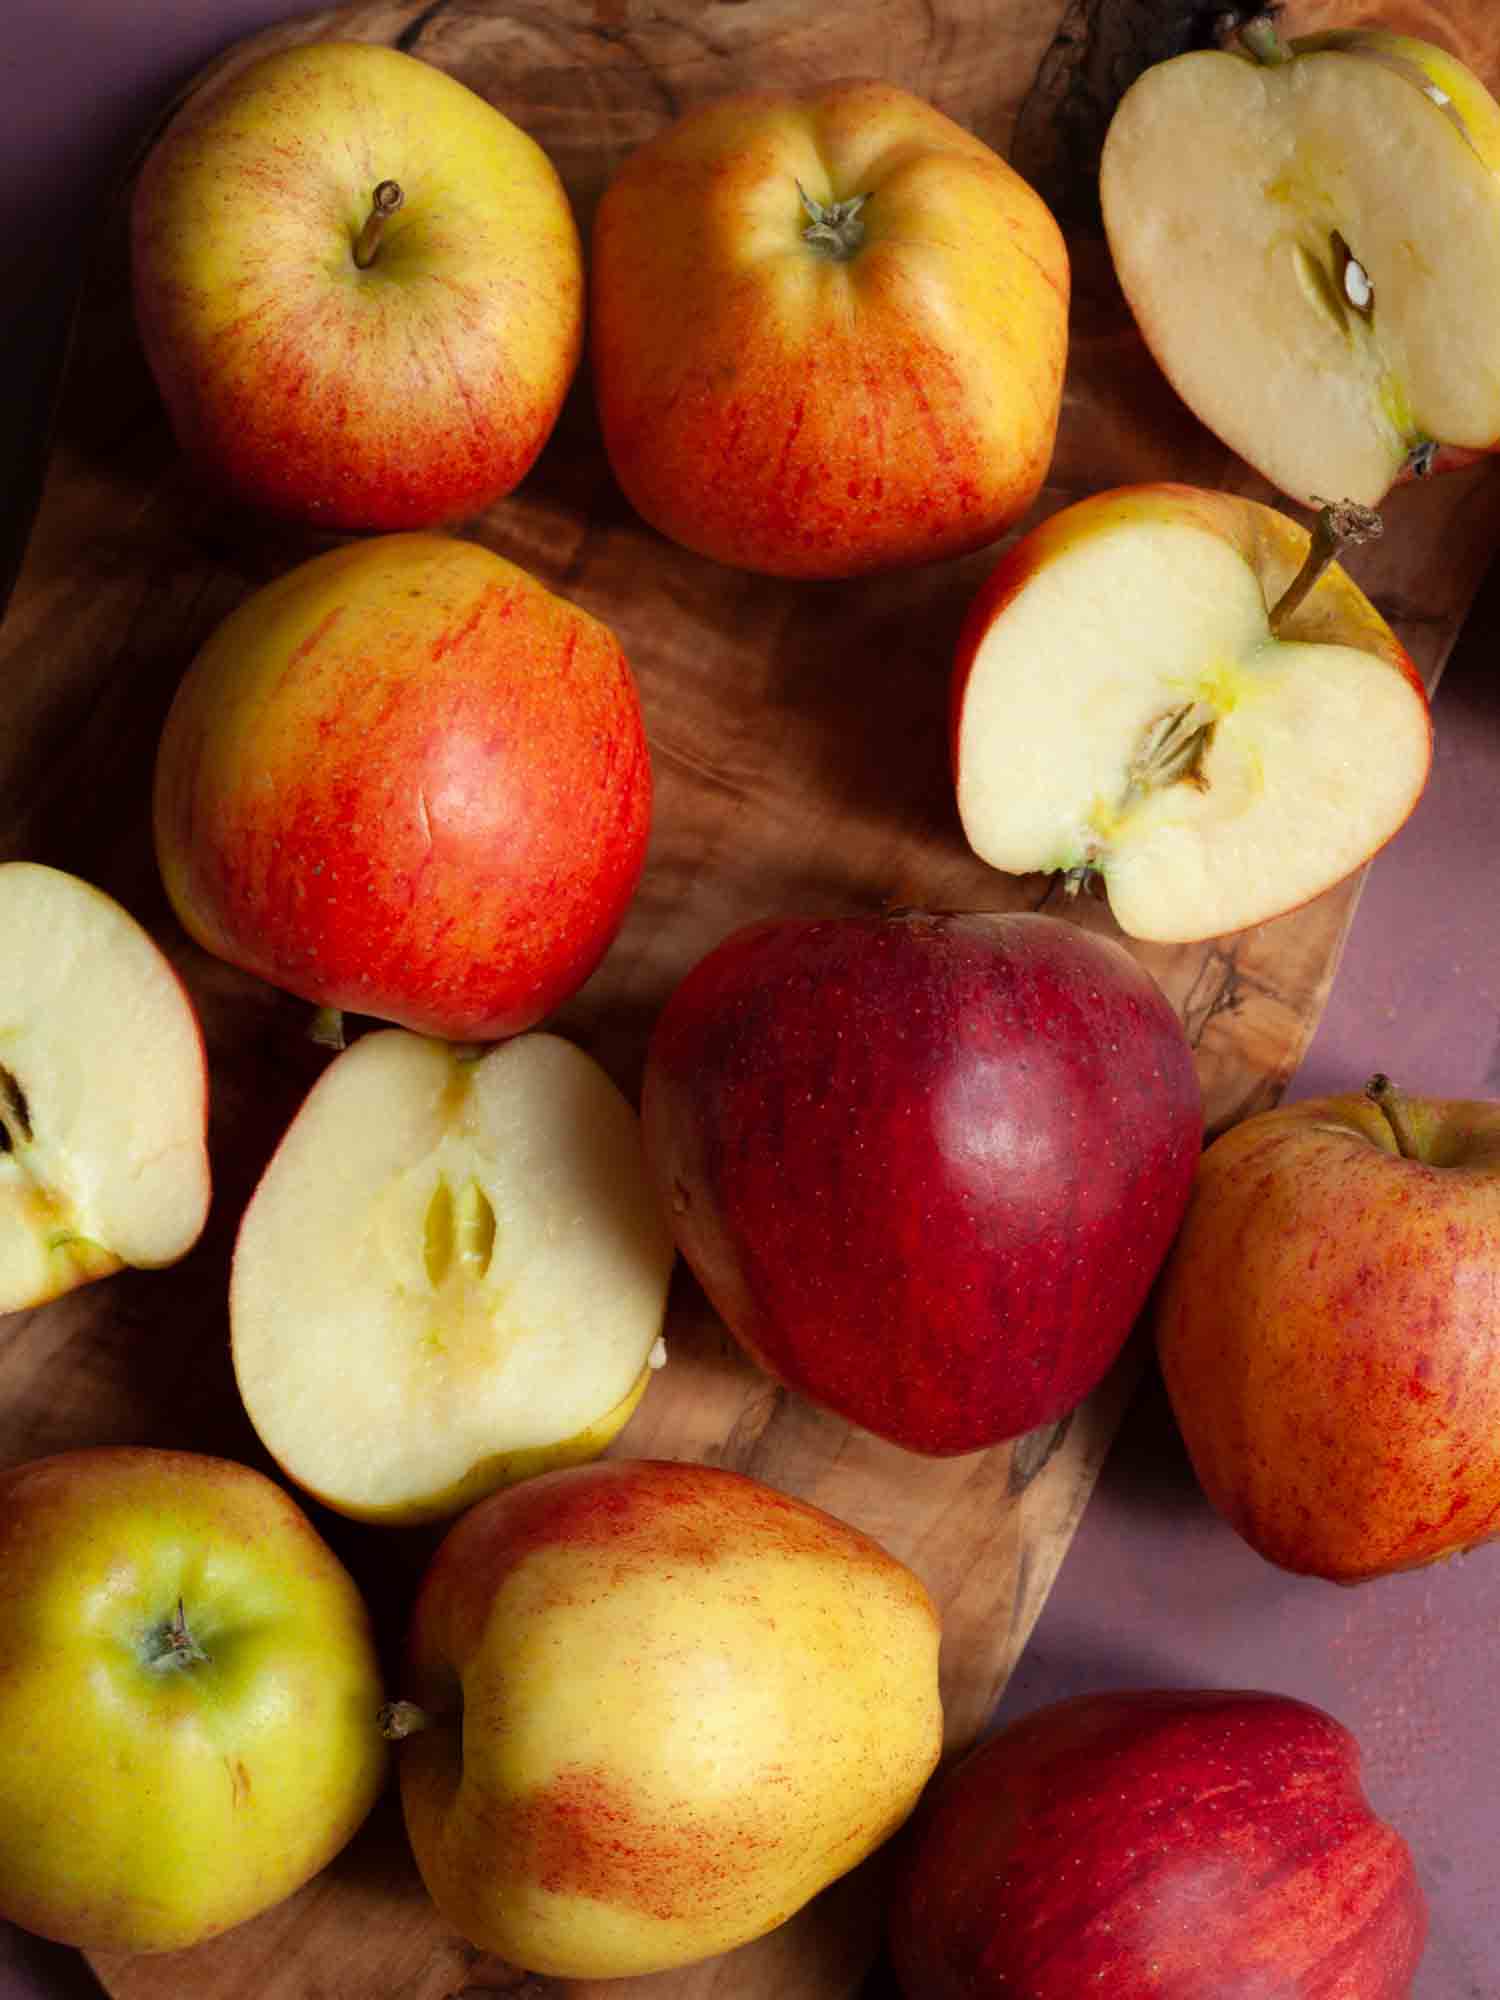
[590, 78, 1068, 578]
[154, 533, 651, 1041]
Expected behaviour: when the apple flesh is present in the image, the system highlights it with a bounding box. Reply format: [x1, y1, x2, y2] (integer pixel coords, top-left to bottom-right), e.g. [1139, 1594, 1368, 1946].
[153, 532, 652, 1041]
[385, 1457, 943, 1978]
[0, 1447, 387, 1953]
[132, 40, 583, 531]
[1155, 1074, 1500, 1582]
[951, 484, 1431, 943]
[640, 909, 1202, 1456]
[0, 861, 210, 1313]
[1100, 22, 1500, 508]
[888, 1688, 1427, 1999]
[231, 1029, 674, 1523]
[590, 78, 1068, 578]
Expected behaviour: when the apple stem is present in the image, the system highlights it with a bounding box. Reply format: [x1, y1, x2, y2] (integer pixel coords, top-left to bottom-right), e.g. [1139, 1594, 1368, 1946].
[797, 183, 870, 261]
[143, 1597, 210, 1671]
[1365, 1073, 1424, 1160]
[1237, 13, 1293, 65]
[379, 1700, 432, 1740]
[353, 180, 404, 270]
[308, 1005, 347, 1052]
[1268, 499, 1383, 634]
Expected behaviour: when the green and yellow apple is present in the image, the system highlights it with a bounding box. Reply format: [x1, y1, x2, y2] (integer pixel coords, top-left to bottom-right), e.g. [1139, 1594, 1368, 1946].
[132, 40, 583, 531]
[153, 532, 652, 1042]
[0, 861, 210, 1314]
[1155, 1074, 1500, 1582]
[384, 1457, 943, 1978]
[1100, 18, 1500, 507]
[231, 1028, 674, 1523]
[591, 78, 1068, 577]
[0, 1447, 387, 1953]
[951, 483, 1431, 943]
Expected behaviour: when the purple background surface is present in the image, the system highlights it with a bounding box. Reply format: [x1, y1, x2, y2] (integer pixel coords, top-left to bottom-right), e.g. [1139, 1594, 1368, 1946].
[2, 4, 1498, 1997]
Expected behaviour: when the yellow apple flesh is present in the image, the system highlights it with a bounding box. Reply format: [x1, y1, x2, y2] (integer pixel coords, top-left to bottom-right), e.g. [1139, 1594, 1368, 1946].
[1100, 28, 1500, 506]
[951, 484, 1431, 943]
[231, 1030, 674, 1523]
[0, 862, 210, 1313]
[390, 1458, 944, 1978]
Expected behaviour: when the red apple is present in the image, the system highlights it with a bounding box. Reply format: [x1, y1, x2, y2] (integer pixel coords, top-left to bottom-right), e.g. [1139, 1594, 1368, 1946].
[889, 1688, 1427, 1999]
[131, 40, 584, 532]
[154, 532, 651, 1042]
[590, 78, 1068, 578]
[639, 909, 1202, 1455]
[1155, 1074, 1500, 1582]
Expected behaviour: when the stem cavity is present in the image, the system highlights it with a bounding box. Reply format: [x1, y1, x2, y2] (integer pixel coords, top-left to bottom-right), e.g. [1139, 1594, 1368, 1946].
[353, 180, 405, 270]
[1269, 498, 1383, 633]
[797, 183, 870, 261]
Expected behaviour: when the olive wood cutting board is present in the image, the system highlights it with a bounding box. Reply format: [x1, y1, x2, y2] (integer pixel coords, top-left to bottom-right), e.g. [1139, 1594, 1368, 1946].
[0, 0, 1497, 1996]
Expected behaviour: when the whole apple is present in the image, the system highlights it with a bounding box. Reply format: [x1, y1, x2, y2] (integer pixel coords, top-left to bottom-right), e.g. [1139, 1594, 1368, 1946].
[1155, 1073, 1500, 1582]
[950, 483, 1430, 944]
[640, 909, 1202, 1455]
[153, 532, 652, 1041]
[590, 78, 1068, 577]
[383, 1456, 942, 1978]
[888, 1688, 1427, 1998]
[0, 1447, 387, 1953]
[132, 40, 583, 531]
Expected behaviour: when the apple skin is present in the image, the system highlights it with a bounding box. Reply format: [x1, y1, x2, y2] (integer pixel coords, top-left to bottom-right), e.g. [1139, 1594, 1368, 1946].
[388, 1456, 943, 1978]
[590, 78, 1068, 578]
[154, 533, 651, 1041]
[888, 1688, 1427, 1999]
[0, 1447, 388, 1954]
[640, 909, 1203, 1455]
[131, 40, 583, 532]
[1154, 1082, 1500, 1582]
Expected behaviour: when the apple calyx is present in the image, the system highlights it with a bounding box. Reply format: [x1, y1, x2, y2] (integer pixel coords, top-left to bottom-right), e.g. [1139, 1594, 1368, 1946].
[797, 183, 869, 261]
[1365, 1072, 1424, 1160]
[142, 1598, 210, 1672]
[353, 180, 405, 271]
[1268, 497, 1383, 633]
[378, 1700, 432, 1740]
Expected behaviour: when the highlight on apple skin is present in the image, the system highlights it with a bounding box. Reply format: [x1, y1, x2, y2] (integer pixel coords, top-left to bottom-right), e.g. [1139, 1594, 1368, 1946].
[153, 532, 652, 1043]
[131, 39, 584, 532]
[888, 1687, 1428, 2000]
[1155, 1073, 1500, 1583]
[951, 482, 1431, 945]
[640, 907, 1203, 1456]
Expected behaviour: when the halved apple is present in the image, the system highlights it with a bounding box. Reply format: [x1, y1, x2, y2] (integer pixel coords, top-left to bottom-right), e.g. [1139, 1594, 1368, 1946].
[0, 862, 210, 1313]
[951, 484, 1431, 944]
[1100, 19, 1500, 506]
[230, 1029, 674, 1524]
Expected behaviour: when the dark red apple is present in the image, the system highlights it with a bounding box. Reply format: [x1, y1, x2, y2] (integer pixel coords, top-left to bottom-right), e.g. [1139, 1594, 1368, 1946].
[639, 910, 1202, 1455]
[888, 1689, 1427, 2000]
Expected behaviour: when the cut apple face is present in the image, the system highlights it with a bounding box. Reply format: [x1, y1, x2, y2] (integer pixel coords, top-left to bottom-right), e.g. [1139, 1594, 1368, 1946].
[231, 1030, 674, 1524]
[952, 487, 1431, 944]
[0, 862, 210, 1314]
[1100, 30, 1500, 506]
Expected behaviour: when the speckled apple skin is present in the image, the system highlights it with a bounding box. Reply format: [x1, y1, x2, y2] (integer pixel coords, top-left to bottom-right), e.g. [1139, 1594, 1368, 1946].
[888, 1688, 1427, 2000]
[640, 909, 1203, 1455]
[393, 1457, 942, 1978]
[154, 534, 651, 1040]
[1155, 1090, 1500, 1581]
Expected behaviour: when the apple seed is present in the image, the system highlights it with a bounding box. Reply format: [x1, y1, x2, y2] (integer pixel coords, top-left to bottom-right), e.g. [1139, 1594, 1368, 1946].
[0, 1064, 32, 1148]
[1332, 231, 1374, 318]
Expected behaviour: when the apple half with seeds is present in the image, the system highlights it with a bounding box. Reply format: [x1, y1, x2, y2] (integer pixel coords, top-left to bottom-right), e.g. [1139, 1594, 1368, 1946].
[1100, 17, 1500, 507]
[231, 1029, 673, 1524]
[951, 484, 1431, 944]
[0, 862, 210, 1313]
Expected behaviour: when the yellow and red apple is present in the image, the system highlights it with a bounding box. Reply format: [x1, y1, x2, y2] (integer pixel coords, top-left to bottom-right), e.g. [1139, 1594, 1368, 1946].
[132, 40, 584, 531]
[153, 532, 652, 1042]
[951, 483, 1431, 943]
[590, 78, 1068, 578]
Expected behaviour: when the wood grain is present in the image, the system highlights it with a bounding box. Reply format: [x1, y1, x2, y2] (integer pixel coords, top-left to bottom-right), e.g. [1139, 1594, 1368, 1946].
[0, 0, 1495, 1996]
